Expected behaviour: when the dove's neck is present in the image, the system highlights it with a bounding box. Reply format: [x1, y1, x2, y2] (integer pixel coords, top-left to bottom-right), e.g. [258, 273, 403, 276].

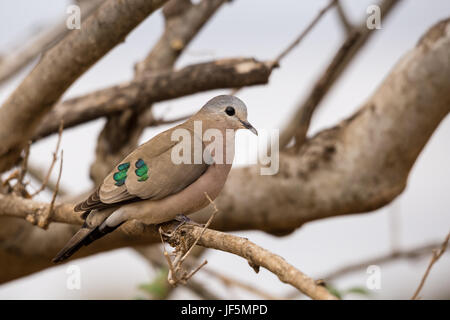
[184, 117, 236, 166]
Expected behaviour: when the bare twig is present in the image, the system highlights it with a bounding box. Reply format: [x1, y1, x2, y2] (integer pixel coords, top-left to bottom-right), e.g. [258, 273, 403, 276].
[31, 121, 63, 197]
[0, 0, 104, 86]
[12, 141, 31, 198]
[179, 192, 219, 265]
[0, 0, 168, 173]
[27, 163, 68, 196]
[335, 0, 353, 34]
[159, 192, 218, 286]
[321, 242, 450, 281]
[167, 224, 337, 300]
[144, 113, 192, 128]
[411, 232, 450, 300]
[203, 268, 282, 300]
[279, 0, 401, 150]
[274, 0, 337, 64]
[136, 245, 219, 299]
[26, 150, 64, 229]
[231, 0, 337, 95]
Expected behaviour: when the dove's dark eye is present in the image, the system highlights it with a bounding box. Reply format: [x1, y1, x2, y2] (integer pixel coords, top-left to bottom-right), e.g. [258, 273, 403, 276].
[225, 106, 235, 116]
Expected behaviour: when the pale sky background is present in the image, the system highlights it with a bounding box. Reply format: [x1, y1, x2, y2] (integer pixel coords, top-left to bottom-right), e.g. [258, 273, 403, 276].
[0, 0, 449, 299]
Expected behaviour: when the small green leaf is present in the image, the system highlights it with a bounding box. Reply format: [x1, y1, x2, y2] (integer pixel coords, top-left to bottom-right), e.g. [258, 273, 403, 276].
[325, 284, 343, 299]
[139, 268, 169, 299]
[344, 286, 371, 296]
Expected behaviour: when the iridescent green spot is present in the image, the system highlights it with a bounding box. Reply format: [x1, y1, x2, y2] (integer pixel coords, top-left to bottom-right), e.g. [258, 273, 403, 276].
[135, 159, 149, 182]
[118, 162, 130, 171]
[113, 162, 130, 186]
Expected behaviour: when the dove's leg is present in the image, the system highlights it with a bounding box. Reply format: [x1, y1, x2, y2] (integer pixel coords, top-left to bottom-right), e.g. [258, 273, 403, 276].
[161, 214, 204, 238]
[175, 214, 204, 227]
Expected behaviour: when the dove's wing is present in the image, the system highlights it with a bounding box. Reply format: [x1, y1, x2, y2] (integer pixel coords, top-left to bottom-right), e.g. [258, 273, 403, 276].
[74, 125, 208, 213]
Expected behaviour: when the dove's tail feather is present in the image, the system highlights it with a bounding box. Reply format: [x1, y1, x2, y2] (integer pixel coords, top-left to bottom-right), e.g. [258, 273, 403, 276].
[52, 222, 121, 263]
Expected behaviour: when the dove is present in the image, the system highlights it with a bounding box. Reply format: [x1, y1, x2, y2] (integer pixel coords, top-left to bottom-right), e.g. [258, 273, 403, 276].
[53, 95, 257, 263]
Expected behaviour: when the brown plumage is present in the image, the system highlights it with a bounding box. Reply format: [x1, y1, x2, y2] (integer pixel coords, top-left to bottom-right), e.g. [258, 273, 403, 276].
[53, 95, 257, 263]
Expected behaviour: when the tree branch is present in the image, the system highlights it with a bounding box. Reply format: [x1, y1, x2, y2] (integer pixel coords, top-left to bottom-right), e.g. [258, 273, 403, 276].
[0, 0, 168, 173]
[411, 231, 450, 299]
[0, 0, 104, 86]
[279, 0, 401, 150]
[33, 58, 273, 141]
[165, 224, 337, 300]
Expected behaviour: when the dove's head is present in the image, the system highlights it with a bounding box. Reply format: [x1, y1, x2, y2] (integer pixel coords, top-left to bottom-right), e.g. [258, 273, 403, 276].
[198, 95, 258, 135]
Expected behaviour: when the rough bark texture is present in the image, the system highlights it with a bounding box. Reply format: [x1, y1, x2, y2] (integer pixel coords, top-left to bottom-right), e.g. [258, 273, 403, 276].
[0, 18, 449, 284]
[33, 58, 273, 141]
[0, 0, 167, 172]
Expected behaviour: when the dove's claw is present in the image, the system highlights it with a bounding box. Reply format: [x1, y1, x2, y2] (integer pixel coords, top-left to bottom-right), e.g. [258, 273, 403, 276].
[175, 214, 204, 227]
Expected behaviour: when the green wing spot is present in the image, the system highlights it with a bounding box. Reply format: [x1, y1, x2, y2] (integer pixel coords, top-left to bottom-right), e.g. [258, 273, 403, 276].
[113, 162, 130, 186]
[118, 162, 130, 171]
[135, 159, 149, 182]
[138, 174, 148, 182]
[135, 159, 145, 168]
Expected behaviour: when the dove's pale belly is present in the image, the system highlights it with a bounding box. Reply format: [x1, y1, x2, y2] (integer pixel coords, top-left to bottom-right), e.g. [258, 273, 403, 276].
[102, 162, 232, 227]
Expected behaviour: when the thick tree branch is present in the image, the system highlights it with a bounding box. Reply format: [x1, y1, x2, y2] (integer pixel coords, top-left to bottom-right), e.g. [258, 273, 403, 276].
[0, 0, 168, 173]
[33, 58, 273, 141]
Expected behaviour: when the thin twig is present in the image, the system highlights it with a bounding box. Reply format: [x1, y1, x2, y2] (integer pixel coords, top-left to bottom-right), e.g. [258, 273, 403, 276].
[274, 0, 337, 63]
[179, 192, 218, 264]
[231, 0, 337, 95]
[145, 112, 192, 128]
[411, 231, 450, 300]
[159, 192, 219, 286]
[203, 268, 282, 300]
[279, 0, 400, 150]
[27, 163, 68, 196]
[30, 121, 63, 197]
[184, 260, 208, 282]
[12, 141, 31, 197]
[48, 151, 63, 215]
[0, 0, 104, 86]
[324, 243, 450, 281]
[37, 150, 63, 229]
[335, 0, 353, 34]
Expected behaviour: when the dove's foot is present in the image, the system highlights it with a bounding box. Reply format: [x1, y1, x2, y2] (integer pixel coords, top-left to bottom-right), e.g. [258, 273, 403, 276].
[161, 215, 204, 238]
[174, 214, 204, 227]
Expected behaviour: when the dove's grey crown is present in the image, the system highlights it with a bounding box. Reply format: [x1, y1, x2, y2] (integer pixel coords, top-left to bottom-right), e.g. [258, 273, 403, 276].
[201, 95, 247, 117]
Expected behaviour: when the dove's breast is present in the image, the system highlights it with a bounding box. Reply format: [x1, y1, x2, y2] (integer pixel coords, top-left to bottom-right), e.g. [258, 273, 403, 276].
[111, 162, 232, 225]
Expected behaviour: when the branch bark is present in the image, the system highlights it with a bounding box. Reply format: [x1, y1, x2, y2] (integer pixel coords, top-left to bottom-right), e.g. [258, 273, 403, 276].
[33, 58, 273, 141]
[0, 0, 167, 173]
[167, 224, 337, 300]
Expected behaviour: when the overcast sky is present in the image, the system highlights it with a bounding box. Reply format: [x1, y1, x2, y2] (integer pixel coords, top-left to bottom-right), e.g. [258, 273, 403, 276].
[0, 0, 449, 299]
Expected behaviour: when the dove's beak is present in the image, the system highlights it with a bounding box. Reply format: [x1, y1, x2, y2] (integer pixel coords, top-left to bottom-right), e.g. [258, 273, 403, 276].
[240, 120, 258, 136]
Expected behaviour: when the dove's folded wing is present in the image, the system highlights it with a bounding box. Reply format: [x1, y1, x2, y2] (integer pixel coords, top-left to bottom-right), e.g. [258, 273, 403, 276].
[74, 126, 208, 213]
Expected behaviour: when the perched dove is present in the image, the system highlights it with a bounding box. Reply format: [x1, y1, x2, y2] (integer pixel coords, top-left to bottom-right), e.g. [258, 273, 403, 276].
[53, 95, 257, 262]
